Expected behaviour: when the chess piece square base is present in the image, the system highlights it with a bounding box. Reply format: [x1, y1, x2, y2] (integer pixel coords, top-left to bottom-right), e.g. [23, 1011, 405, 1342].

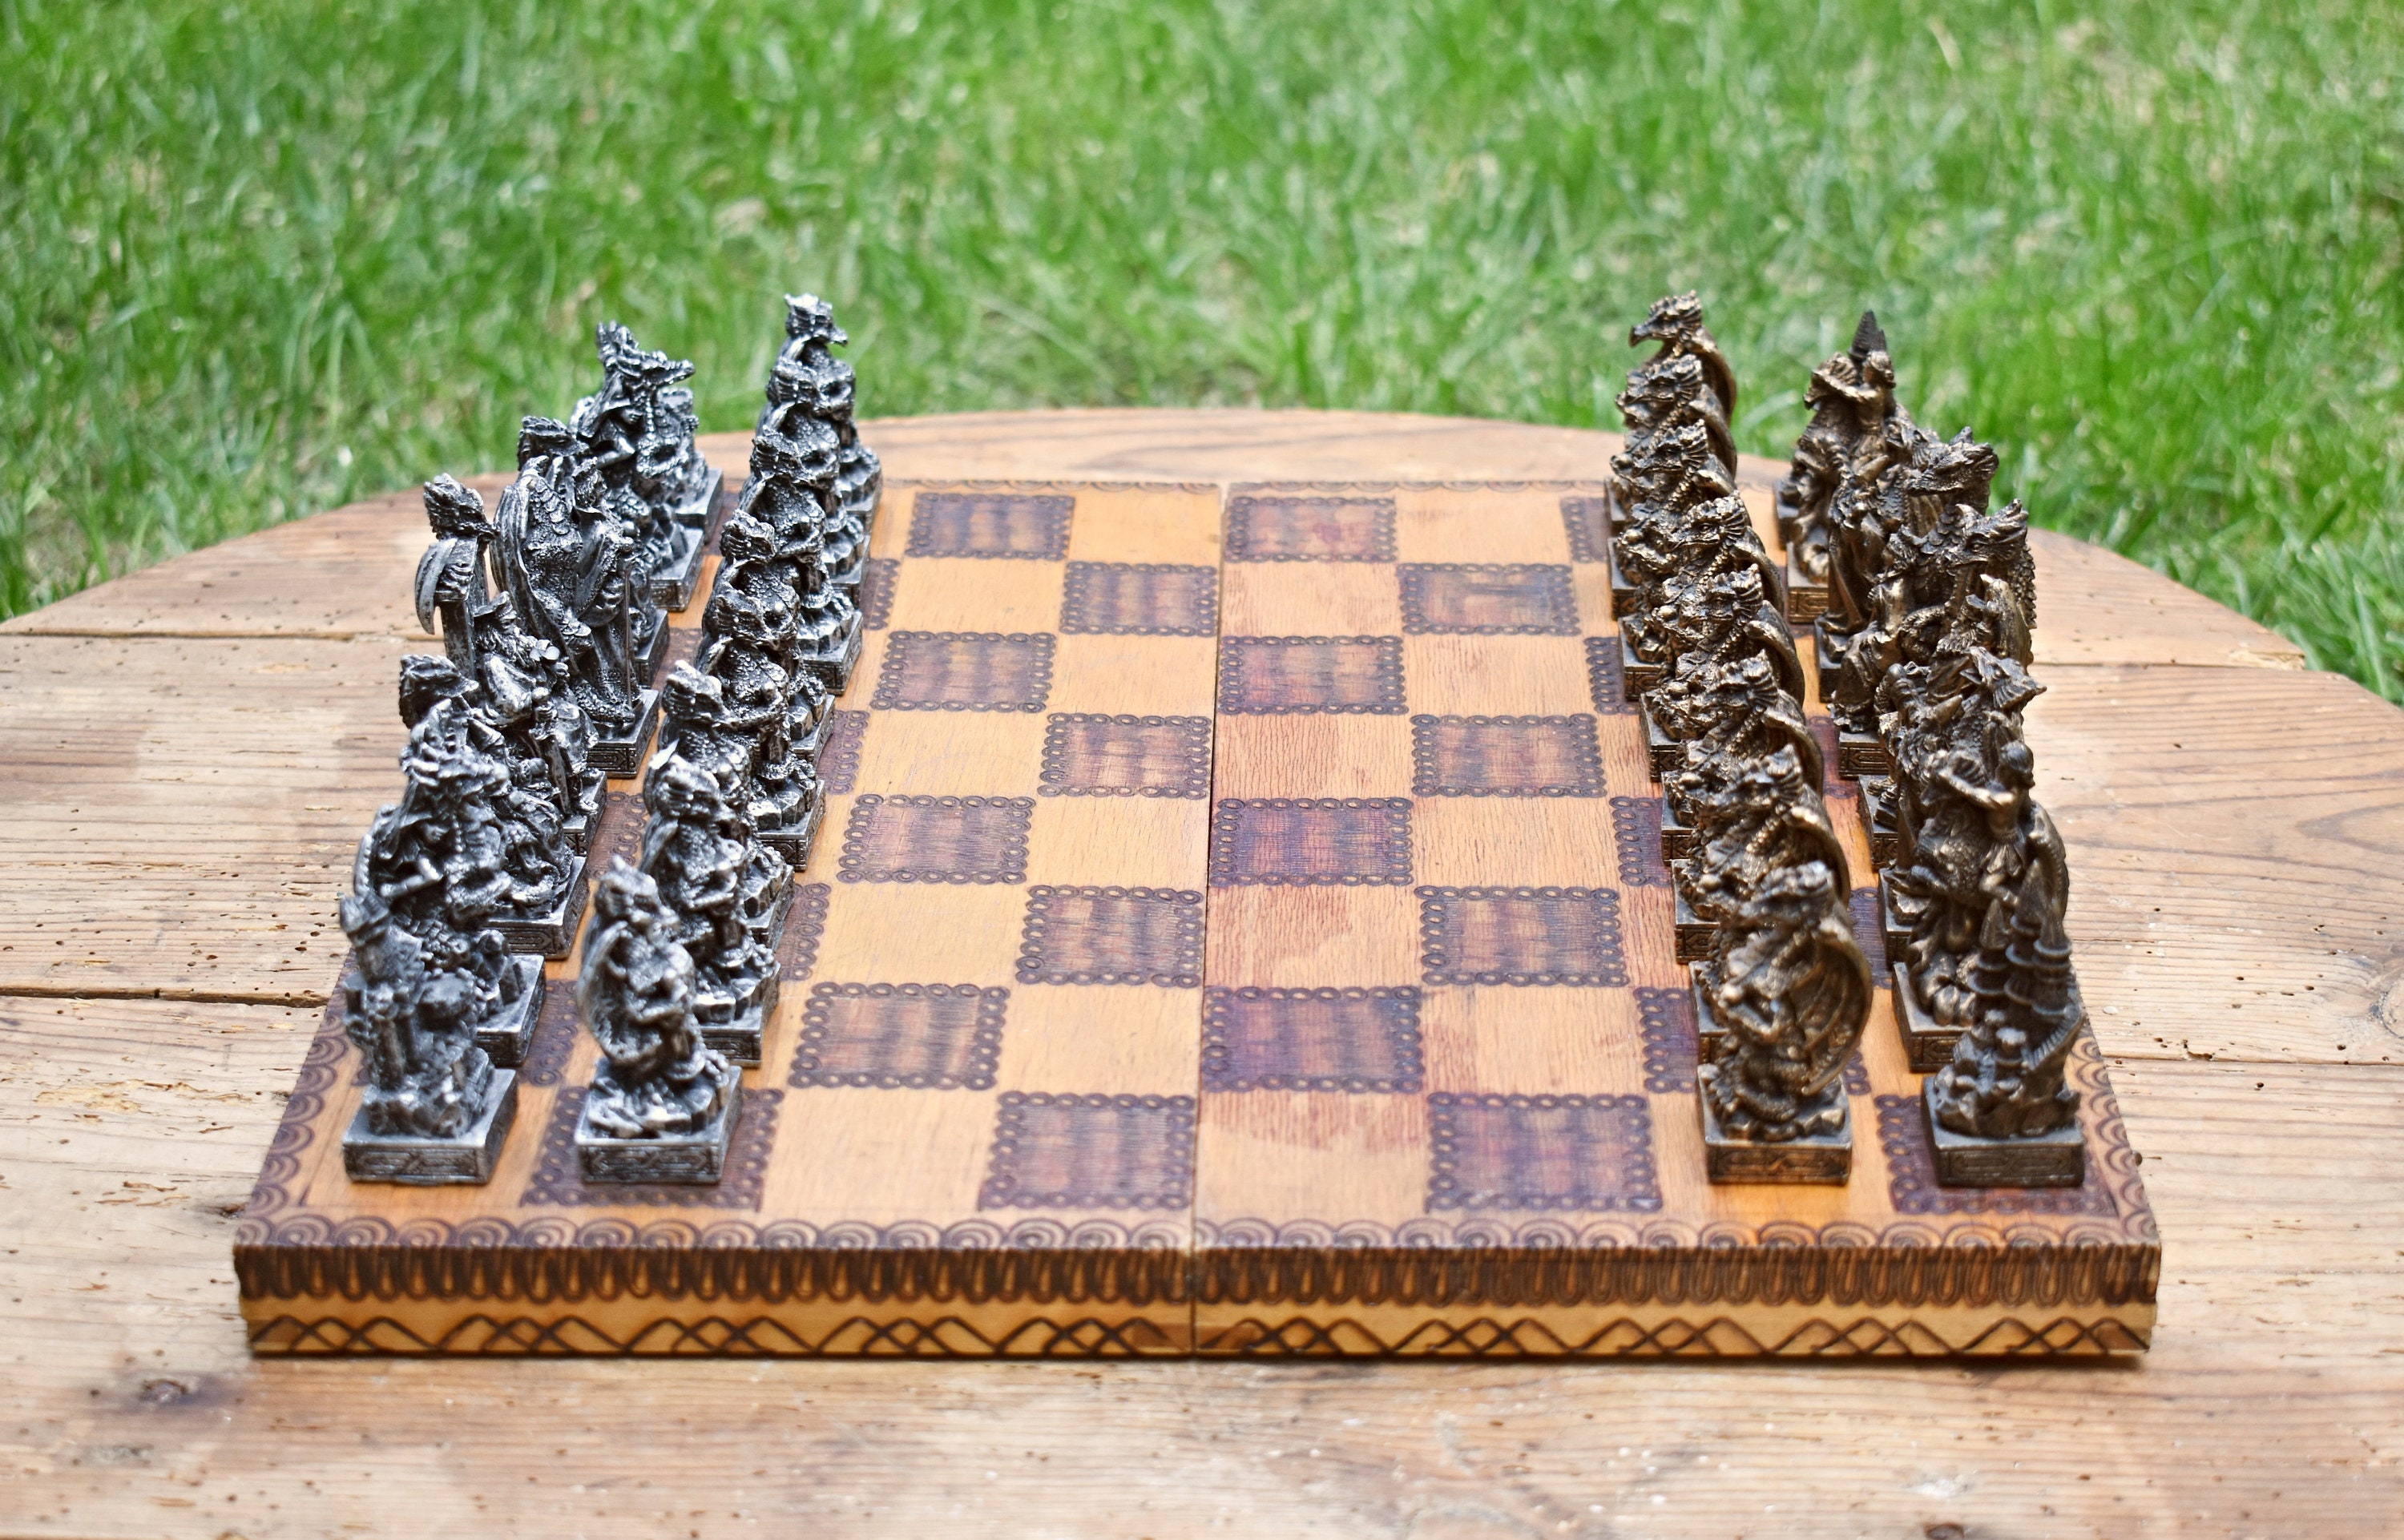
[1690, 961, 1725, 1050]
[1640, 702, 1680, 778]
[559, 768, 605, 854]
[493, 855, 589, 960]
[1696, 1065, 1851, 1183]
[1874, 870, 1911, 967]
[1891, 960, 1962, 1074]
[1812, 616, 1844, 703]
[588, 687, 662, 777]
[475, 957, 547, 1068]
[1836, 730, 1893, 780]
[1623, 654, 1667, 699]
[1857, 776, 1901, 870]
[648, 521, 709, 614]
[759, 784, 826, 869]
[1922, 1077, 2087, 1188]
[1658, 796, 1696, 861]
[343, 1071, 518, 1185]
[797, 611, 865, 697]
[1784, 547, 1829, 623]
[677, 465, 728, 531]
[695, 971, 779, 1066]
[1672, 889, 1717, 963]
[575, 1076, 742, 1184]
[1607, 546, 1637, 621]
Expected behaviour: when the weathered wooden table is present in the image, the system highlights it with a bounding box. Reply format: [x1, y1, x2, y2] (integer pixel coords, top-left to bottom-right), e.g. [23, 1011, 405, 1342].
[2, 409, 2397, 1535]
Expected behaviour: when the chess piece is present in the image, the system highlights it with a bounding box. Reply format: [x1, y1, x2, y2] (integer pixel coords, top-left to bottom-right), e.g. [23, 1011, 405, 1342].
[731, 428, 863, 695]
[1617, 351, 1736, 474]
[574, 861, 743, 1183]
[700, 598, 828, 862]
[571, 321, 723, 610]
[336, 839, 522, 1183]
[638, 756, 792, 1066]
[351, 713, 550, 1066]
[496, 416, 661, 774]
[1629, 289, 1736, 421]
[1774, 312, 1900, 608]
[1624, 564, 1805, 709]
[1650, 653, 1824, 818]
[760, 292, 881, 574]
[1695, 861, 1870, 1183]
[1676, 744, 1850, 941]
[1606, 419, 1739, 627]
[413, 476, 607, 850]
[1921, 863, 2087, 1185]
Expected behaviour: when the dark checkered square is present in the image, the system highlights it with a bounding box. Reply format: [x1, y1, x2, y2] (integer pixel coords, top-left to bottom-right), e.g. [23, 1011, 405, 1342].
[873, 631, 1055, 712]
[1410, 714, 1604, 797]
[777, 882, 832, 981]
[907, 491, 1074, 559]
[1225, 494, 1397, 562]
[839, 795, 1034, 884]
[1217, 636, 1406, 715]
[818, 709, 869, 794]
[1018, 885, 1204, 986]
[857, 558, 898, 628]
[979, 1092, 1198, 1210]
[1041, 714, 1212, 798]
[1416, 885, 1628, 986]
[789, 982, 1007, 1090]
[1060, 562, 1217, 635]
[1427, 1093, 1660, 1212]
[1211, 798, 1413, 887]
[1202, 986, 1423, 1093]
[1398, 563, 1579, 635]
[1561, 494, 1611, 562]
[1608, 796, 1672, 888]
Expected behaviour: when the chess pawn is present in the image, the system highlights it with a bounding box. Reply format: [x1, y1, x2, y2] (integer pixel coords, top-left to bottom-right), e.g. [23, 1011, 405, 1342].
[574, 861, 742, 1183]
[1649, 654, 1823, 830]
[336, 845, 522, 1184]
[638, 757, 790, 1066]
[1615, 350, 1736, 474]
[760, 292, 881, 557]
[1628, 290, 1736, 421]
[1920, 864, 2086, 1186]
[1694, 861, 1870, 1183]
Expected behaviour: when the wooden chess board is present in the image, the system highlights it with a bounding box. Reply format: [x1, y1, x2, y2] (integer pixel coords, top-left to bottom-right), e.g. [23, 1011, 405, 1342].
[235, 479, 2159, 1357]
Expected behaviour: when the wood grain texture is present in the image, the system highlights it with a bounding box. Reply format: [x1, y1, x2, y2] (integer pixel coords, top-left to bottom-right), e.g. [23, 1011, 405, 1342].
[0, 409, 2396, 1531]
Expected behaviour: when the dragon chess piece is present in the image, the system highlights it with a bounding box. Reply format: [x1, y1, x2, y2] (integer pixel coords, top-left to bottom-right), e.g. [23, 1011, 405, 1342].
[497, 416, 661, 774]
[639, 757, 792, 1066]
[1617, 350, 1736, 477]
[574, 861, 743, 1183]
[1922, 865, 2087, 1186]
[572, 320, 724, 611]
[1694, 861, 1871, 1183]
[759, 293, 880, 586]
[1629, 290, 1736, 422]
[336, 842, 522, 1184]
[414, 475, 607, 851]
[349, 719, 551, 1074]
[1672, 744, 1848, 964]
[730, 429, 863, 695]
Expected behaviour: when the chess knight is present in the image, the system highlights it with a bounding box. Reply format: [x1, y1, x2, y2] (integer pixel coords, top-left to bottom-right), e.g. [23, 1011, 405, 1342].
[413, 475, 604, 850]
[349, 707, 550, 1077]
[759, 292, 881, 584]
[497, 416, 661, 773]
[575, 861, 743, 1183]
[638, 756, 793, 1066]
[1695, 860, 1872, 1183]
[571, 321, 723, 610]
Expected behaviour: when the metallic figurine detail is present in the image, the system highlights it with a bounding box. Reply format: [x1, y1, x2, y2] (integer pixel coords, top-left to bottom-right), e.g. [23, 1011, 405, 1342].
[1774, 311, 1900, 597]
[1630, 289, 1736, 421]
[639, 757, 791, 1066]
[497, 416, 661, 774]
[574, 861, 743, 1183]
[1921, 865, 2086, 1185]
[760, 293, 881, 586]
[337, 836, 521, 1184]
[571, 321, 722, 611]
[1696, 861, 1871, 1183]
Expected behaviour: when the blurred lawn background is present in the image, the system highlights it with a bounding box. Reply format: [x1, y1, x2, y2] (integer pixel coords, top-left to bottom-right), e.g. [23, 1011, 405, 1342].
[4, 0, 2399, 692]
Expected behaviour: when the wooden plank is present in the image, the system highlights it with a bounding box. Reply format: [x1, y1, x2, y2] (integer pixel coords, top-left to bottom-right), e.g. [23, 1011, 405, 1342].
[1, 996, 2394, 1531]
[2030, 663, 2404, 1066]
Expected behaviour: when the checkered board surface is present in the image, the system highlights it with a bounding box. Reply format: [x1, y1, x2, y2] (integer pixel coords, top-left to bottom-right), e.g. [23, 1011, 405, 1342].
[236, 481, 2158, 1358]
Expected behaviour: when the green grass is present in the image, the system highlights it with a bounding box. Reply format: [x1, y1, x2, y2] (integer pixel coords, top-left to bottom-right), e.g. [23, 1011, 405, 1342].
[4, 0, 2400, 693]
